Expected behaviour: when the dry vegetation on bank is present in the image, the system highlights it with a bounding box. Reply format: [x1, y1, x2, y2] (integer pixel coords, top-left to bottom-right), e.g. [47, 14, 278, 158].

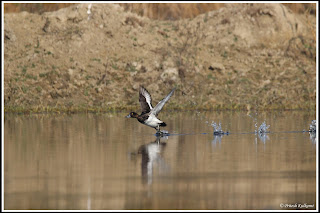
[3, 3, 317, 113]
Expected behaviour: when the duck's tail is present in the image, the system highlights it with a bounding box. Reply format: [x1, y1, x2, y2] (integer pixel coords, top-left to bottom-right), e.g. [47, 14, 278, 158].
[160, 122, 167, 127]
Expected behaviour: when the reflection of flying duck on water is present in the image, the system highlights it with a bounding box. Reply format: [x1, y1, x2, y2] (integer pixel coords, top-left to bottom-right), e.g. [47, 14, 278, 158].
[138, 136, 168, 185]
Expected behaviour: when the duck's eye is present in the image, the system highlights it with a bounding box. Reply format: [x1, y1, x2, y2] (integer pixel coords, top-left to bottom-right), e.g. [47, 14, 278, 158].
[131, 112, 134, 116]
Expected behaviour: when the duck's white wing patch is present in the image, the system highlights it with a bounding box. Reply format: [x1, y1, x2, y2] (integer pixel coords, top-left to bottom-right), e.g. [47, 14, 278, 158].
[151, 88, 175, 116]
[139, 86, 153, 113]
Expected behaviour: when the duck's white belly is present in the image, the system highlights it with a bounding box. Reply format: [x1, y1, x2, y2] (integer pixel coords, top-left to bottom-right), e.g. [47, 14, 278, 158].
[144, 115, 163, 128]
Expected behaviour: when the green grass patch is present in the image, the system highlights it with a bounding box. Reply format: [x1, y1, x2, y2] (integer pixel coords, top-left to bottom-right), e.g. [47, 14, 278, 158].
[207, 74, 216, 80]
[25, 74, 37, 80]
[39, 73, 47, 78]
[90, 58, 101, 62]
[36, 86, 42, 92]
[21, 66, 27, 74]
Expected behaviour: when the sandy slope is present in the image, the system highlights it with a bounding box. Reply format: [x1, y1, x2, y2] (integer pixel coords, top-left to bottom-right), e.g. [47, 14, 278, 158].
[4, 3, 316, 112]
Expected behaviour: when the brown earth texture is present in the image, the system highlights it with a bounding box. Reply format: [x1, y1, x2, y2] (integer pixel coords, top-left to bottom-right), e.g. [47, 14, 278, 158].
[3, 3, 317, 113]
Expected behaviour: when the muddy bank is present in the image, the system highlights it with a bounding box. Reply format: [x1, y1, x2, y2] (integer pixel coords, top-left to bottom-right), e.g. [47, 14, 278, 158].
[4, 3, 316, 112]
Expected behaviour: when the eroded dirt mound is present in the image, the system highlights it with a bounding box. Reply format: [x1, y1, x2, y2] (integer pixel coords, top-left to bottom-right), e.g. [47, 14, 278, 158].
[4, 3, 316, 112]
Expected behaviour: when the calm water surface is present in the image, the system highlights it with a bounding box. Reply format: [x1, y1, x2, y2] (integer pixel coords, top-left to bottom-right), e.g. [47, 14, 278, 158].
[4, 111, 317, 210]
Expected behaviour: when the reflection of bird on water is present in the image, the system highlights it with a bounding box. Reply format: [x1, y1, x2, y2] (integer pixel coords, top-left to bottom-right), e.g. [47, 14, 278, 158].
[309, 131, 316, 144]
[138, 136, 168, 185]
[212, 135, 223, 146]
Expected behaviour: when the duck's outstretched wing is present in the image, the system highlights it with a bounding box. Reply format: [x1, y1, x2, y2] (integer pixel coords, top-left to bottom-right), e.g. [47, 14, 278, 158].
[151, 88, 175, 116]
[139, 86, 153, 114]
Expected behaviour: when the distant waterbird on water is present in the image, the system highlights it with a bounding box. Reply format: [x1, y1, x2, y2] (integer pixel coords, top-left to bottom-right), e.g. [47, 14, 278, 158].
[309, 120, 316, 132]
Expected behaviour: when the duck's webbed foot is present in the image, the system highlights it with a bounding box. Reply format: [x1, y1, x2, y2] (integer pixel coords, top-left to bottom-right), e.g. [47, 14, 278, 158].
[155, 126, 163, 136]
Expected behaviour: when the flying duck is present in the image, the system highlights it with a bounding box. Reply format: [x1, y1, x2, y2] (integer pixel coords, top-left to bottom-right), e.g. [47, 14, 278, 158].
[126, 86, 175, 133]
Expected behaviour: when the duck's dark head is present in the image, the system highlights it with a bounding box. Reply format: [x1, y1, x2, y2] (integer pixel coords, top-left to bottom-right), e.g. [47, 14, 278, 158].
[126, 112, 139, 118]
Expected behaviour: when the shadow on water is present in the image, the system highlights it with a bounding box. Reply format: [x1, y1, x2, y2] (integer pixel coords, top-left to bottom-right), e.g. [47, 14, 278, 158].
[3, 111, 317, 210]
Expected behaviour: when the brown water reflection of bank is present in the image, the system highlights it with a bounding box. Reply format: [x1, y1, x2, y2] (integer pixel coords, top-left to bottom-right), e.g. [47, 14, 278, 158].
[4, 111, 316, 210]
